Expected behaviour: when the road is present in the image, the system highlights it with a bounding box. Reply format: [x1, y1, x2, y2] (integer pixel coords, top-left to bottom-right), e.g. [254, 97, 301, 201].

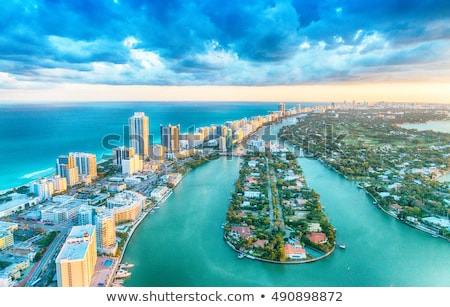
[24, 223, 72, 287]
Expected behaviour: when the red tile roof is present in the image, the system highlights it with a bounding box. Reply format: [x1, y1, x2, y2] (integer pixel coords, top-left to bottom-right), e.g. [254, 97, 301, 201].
[231, 226, 252, 239]
[284, 244, 306, 257]
[306, 232, 328, 244]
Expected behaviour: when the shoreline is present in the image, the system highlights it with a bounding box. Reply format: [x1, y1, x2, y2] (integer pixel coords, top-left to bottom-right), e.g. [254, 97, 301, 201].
[223, 235, 336, 264]
[309, 156, 448, 241]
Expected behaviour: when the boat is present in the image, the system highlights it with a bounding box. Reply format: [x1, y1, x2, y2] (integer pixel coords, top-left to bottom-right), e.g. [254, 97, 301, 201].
[238, 253, 245, 259]
[221, 223, 225, 229]
[120, 263, 135, 269]
[339, 243, 346, 249]
[432, 234, 439, 238]
[116, 269, 131, 278]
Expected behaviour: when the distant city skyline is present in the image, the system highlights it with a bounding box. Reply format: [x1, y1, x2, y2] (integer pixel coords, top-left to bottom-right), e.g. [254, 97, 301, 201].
[0, 1, 449, 103]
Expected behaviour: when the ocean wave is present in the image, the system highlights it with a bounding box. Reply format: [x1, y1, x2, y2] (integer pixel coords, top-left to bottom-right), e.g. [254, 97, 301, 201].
[21, 167, 55, 179]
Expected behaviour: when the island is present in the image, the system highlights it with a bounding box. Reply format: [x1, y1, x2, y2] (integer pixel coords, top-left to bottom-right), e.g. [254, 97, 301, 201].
[223, 141, 336, 263]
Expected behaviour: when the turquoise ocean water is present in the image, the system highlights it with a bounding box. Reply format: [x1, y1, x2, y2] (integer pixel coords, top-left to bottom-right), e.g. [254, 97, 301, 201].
[0, 101, 306, 191]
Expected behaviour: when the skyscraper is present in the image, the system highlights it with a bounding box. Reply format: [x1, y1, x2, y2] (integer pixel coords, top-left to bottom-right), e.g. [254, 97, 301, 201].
[112, 146, 135, 165]
[278, 102, 286, 116]
[129, 112, 149, 157]
[56, 155, 79, 187]
[70, 152, 97, 178]
[55, 225, 97, 287]
[160, 124, 180, 154]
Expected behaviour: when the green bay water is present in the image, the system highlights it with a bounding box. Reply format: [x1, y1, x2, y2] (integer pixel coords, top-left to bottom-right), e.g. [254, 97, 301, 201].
[122, 155, 450, 286]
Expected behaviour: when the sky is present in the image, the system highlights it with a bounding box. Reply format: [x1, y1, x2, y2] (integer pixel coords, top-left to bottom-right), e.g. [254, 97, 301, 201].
[0, 0, 449, 103]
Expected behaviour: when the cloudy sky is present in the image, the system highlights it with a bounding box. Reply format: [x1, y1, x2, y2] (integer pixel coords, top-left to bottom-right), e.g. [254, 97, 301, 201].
[1, 0, 449, 103]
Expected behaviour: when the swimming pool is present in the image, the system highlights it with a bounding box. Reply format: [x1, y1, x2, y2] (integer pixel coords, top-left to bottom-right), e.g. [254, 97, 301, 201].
[104, 259, 113, 267]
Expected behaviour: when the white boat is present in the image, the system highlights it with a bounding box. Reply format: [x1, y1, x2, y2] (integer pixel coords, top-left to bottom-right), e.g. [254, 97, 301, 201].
[116, 269, 132, 278]
[120, 263, 135, 269]
[339, 243, 346, 249]
[238, 253, 245, 259]
[221, 223, 225, 229]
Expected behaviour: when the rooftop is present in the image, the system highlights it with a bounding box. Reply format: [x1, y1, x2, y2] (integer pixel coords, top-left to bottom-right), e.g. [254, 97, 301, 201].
[0, 221, 18, 232]
[56, 225, 96, 262]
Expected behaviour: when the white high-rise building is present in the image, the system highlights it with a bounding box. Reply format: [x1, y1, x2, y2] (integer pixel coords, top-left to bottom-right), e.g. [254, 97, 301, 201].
[30, 178, 54, 200]
[48, 174, 67, 193]
[70, 152, 97, 178]
[129, 112, 149, 157]
[55, 225, 97, 287]
[77, 205, 94, 225]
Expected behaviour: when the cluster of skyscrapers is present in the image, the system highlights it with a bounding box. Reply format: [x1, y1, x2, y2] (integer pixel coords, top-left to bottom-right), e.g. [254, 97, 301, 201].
[113, 106, 301, 174]
[29, 152, 97, 201]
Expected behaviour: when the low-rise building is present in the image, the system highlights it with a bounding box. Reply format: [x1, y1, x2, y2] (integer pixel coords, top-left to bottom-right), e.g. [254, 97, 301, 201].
[0, 231, 14, 250]
[244, 191, 261, 199]
[306, 232, 328, 244]
[0, 273, 12, 287]
[284, 244, 307, 260]
[231, 226, 252, 239]
[0, 221, 19, 233]
[107, 191, 145, 223]
[150, 186, 172, 202]
[41, 199, 88, 224]
[0, 194, 39, 218]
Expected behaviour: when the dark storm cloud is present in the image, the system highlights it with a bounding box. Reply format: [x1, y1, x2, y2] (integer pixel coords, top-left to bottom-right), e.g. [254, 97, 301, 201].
[0, 0, 449, 87]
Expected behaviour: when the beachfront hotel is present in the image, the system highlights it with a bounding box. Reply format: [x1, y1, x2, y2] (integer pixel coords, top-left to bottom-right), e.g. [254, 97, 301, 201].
[56, 155, 80, 187]
[55, 225, 97, 287]
[106, 191, 145, 224]
[29, 175, 67, 201]
[129, 112, 150, 157]
[94, 209, 117, 255]
[70, 152, 97, 179]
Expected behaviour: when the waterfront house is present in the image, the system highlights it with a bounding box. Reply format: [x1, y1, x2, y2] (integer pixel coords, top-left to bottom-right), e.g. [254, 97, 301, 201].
[252, 239, 268, 248]
[284, 244, 307, 260]
[306, 232, 328, 244]
[308, 223, 322, 232]
[389, 203, 403, 215]
[231, 226, 252, 239]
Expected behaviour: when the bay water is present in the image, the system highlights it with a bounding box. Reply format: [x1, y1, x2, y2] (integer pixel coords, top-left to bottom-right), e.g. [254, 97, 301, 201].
[122, 120, 450, 287]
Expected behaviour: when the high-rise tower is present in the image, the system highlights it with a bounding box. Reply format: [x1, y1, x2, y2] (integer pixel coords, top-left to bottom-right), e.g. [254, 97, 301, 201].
[55, 225, 97, 287]
[129, 112, 149, 157]
[160, 124, 180, 154]
[56, 155, 79, 187]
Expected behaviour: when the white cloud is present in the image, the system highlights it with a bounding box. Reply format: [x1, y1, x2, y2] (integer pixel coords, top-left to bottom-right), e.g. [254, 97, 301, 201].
[354, 29, 363, 41]
[299, 41, 311, 50]
[130, 49, 164, 70]
[334, 36, 344, 44]
[195, 40, 239, 69]
[123, 36, 139, 49]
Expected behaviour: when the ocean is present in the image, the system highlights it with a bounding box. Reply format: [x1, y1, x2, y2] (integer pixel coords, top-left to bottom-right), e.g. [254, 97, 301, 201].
[0, 101, 312, 191]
